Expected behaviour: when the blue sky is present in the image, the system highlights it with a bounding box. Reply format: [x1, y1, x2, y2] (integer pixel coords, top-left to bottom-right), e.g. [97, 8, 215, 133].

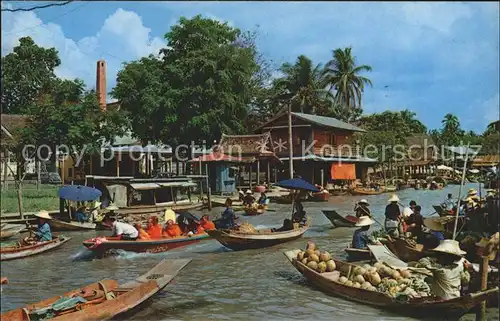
[2, 1, 499, 132]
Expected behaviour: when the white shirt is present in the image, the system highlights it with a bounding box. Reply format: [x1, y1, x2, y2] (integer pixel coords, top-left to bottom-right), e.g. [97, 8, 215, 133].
[112, 221, 138, 238]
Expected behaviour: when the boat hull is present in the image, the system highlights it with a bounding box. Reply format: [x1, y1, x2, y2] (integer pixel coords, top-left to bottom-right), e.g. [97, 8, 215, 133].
[310, 192, 329, 202]
[284, 249, 499, 320]
[344, 248, 372, 262]
[1, 236, 71, 261]
[0, 258, 191, 321]
[243, 207, 266, 216]
[321, 210, 357, 228]
[350, 188, 384, 196]
[49, 219, 96, 231]
[0, 224, 26, 241]
[83, 234, 210, 255]
[207, 226, 308, 251]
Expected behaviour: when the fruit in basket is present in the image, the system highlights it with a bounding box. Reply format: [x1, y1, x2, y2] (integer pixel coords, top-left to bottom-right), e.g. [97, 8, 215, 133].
[308, 254, 320, 263]
[317, 261, 327, 273]
[345, 280, 353, 287]
[400, 269, 411, 278]
[368, 272, 381, 286]
[304, 249, 314, 258]
[301, 258, 309, 265]
[307, 261, 318, 270]
[352, 282, 361, 288]
[339, 276, 348, 284]
[306, 241, 316, 251]
[353, 274, 365, 284]
[297, 251, 305, 261]
[319, 251, 331, 262]
[326, 260, 336, 272]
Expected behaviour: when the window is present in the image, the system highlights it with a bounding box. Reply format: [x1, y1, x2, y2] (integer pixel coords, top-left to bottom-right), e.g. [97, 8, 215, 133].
[68, 167, 74, 178]
[330, 134, 337, 146]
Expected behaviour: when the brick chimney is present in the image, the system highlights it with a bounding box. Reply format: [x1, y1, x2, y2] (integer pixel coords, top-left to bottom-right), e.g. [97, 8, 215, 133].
[96, 60, 106, 111]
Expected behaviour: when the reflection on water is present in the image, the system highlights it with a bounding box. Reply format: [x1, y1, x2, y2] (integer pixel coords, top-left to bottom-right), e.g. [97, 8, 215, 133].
[1, 184, 493, 320]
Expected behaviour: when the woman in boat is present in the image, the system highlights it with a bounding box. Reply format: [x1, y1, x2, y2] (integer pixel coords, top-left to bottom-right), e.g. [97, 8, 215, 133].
[416, 240, 472, 300]
[163, 219, 183, 237]
[200, 215, 216, 230]
[243, 190, 256, 206]
[101, 215, 139, 241]
[25, 211, 53, 243]
[385, 194, 402, 237]
[442, 193, 455, 212]
[292, 201, 307, 227]
[75, 205, 89, 223]
[351, 216, 377, 249]
[407, 205, 424, 237]
[354, 199, 371, 218]
[271, 219, 294, 232]
[238, 190, 245, 202]
[220, 198, 238, 229]
[134, 223, 151, 240]
[422, 218, 445, 249]
[409, 200, 417, 212]
[257, 192, 268, 209]
[146, 215, 162, 239]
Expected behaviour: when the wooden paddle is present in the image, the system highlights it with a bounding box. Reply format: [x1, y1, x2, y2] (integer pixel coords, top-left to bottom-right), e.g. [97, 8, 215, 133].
[356, 203, 384, 228]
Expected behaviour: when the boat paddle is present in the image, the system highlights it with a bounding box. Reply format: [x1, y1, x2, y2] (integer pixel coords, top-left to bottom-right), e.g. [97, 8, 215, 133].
[355, 203, 384, 228]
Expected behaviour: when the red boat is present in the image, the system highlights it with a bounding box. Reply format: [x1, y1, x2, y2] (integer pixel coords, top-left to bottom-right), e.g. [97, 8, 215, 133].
[83, 234, 211, 256]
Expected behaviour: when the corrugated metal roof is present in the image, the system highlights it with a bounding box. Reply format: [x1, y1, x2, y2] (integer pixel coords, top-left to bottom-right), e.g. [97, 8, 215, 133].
[292, 113, 366, 132]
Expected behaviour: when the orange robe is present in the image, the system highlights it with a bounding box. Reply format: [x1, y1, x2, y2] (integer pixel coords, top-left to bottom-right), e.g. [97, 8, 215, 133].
[146, 224, 162, 239]
[163, 224, 183, 238]
[201, 220, 215, 230]
[138, 228, 150, 240]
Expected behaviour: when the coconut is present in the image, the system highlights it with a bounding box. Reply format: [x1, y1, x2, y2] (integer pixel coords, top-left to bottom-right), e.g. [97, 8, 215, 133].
[317, 261, 327, 273]
[319, 251, 331, 262]
[368, 267, 377, 274]
[297, 251, 305, 261]
[308, 254, 320, 263]
[304, 249, 314, 258]
[368, 286, 377, 292]
[307, 261, 318, 270]
[339, 276, 348, 284]
[400, 269, 411, 278]
[392, 271, 402, 280]
[326, 260, 336, 272]
[352, 282, 361, 288]
[345, 280, 353, 287]
[301, 258, 309, 265]
[369, 272, 381, 286]
[314, 250, 321, 257]
[306, 241, 316, 251]
[353, 274, 365, 284]
[361, 281, 372, 290]
[362, 264, 372, 270]
[374, 262, 384, 269]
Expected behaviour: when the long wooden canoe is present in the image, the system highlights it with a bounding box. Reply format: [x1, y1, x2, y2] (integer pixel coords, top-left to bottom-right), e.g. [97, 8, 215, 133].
[329, 190, 349, 196]
[1, 236, 71, 261]
[432, 205, 455, 217]
[379, 238, 428, 262]
[0, 258, 191, 321]
[83, 234, 211, 255]
[350, 188, 384, 196]
[243, 207, 265, 216]
[49, 219, 96, 231]
[310, 192, 329, 202]
[321, 210, 357, 228]
[207, 225, 309, 251]
[0, 224, 26, 241]
[284, 249, 499, 319]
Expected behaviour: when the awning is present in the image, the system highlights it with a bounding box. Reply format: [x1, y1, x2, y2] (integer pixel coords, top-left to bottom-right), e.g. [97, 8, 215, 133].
[129, 183, 160, 190]
[330, 163, 356, 180]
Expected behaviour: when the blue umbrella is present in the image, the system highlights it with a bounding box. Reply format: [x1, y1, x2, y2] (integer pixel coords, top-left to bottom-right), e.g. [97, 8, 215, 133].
[58, 185, 102, 201]
[275, 178, 320, 192]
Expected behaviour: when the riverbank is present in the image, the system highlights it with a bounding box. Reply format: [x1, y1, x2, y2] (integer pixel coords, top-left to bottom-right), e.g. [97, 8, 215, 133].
[0, 184, 59, 214]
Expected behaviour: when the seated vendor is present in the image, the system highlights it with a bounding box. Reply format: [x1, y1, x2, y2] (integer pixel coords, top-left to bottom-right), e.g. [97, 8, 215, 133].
[354, 199, 371, 218]
[146, 215, 162, 239]
[271, 219, 294, 232]
[25, 210, 53, 243]
[75, 206, 89, 223]
[200, 215, 216, 230]
[134, 223, 150, 240]
[243, 190, 256, 206]
[163, 219, 183, 238]
[351, 216, 376, 249]
[407, 205, 424, 237]
[422, 218, 445, 249]
[292, 201, 307, 227]
[417, 240, 472, 300]
[257, 192, 268, 208]
[101, 215, 139, 241]
[219, 198, 238, 229]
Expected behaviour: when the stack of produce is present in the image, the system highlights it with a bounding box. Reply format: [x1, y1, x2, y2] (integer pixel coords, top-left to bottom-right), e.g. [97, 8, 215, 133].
[295, 241, 432, 300]
[296, 241, 337, 274]
[238, 222, 257, 233]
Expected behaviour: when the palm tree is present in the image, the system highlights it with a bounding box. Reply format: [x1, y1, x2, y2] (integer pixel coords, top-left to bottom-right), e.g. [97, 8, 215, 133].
[441, 113, 464, 146]
[273, 55, 333, 114]
[322, 47, 372, 111]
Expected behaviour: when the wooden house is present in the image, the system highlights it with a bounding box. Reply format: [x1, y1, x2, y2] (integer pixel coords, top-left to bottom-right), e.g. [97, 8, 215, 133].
[254, 112, 376, 185]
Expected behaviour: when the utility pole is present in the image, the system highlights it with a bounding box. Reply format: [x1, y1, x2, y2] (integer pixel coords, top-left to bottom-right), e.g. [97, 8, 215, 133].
[288, 101, 294, 179]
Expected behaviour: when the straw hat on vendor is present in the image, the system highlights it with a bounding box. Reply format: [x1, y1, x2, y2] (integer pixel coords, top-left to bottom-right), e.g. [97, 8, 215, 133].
[35, 210, 52, 220]
[430, 239, 466, 258]
[358, 199, 369, 206]
[355, 216, 374, 227]
[104, 204, 119, 212]
[245, 189, 252, 195]
[402, 207, 413, 218]
[423, 217, 445, 232]
[475, 232, 499, 260]
[388, 194, 399, 203]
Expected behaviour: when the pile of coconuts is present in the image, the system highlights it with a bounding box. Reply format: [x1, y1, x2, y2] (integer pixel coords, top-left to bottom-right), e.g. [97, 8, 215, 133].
[296, 241, 336, 273]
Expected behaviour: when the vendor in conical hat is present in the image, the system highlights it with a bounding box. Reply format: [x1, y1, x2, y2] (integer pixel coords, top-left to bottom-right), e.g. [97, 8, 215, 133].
[25, 211, 53, 244]
[384, 194, 403, 237]
[418, 239, 471, 300]
[421, 217, 446, 249]
[242, 189, 256, 206]
[352, 216, 377, 249]
[354, 199, 371, 218]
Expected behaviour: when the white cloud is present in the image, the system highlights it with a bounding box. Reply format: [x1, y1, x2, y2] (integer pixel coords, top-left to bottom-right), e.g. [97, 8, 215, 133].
[482, 93, 500, 125]
[1, 7, 165, 99]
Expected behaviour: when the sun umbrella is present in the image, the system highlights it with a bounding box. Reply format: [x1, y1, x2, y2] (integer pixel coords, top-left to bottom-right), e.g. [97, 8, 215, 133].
[58, 185, 102, 201]
[275, 178, 320, 192]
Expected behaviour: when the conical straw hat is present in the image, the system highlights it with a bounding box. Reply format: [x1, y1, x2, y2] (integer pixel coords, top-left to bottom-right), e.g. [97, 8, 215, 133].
[355, 216, 374, 227]
[34, 210, 52, 220]
[423, 217, 444, 232]
[430, 239, 466, 256]
[388, 194, 399, 202]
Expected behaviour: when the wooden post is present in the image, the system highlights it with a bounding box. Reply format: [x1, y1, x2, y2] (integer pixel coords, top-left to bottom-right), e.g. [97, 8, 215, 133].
[116, 155, 120, 177]
[288, 101, 294, 178]
[36, 160, 41, 190]
[321, 168, 324, 187]
[257, 160, 260, 186]
[207, 186, 212, 210]
[453, 144, 469, 240]
[17, 182, 23, 219]
[476, 256, 489, 321]
[249, 165, 253, 190]
[3, 155, 8, 191]
[61, 157, 64, 185]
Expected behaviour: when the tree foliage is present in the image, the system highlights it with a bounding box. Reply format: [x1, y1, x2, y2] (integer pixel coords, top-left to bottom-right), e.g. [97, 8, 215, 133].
[1, 37, 61, 114]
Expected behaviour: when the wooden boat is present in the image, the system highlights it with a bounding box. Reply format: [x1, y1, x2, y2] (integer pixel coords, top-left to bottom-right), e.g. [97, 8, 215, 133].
[211, 198, 243, 208]
[48, 219, 96, 231]
[321, 210, 357, 228]
[284, 249, 499, 319]
[206, 225, 309, 251]
[310, 191, 329, 202]
[243, 207, 266, 216]
[384, 186, 397, 193]
[0, 224, 26, 241]
[83, 234, 211, 255]
[432, 205, 454, 217]
[350, 188, 384, 196]
[1, 236, 71, 261]
[379, 238, 428, 262]
[344, 248, 372, 261]
[0, 258, 191, 321]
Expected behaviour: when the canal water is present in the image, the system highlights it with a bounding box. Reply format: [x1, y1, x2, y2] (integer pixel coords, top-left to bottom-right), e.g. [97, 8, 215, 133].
[1, 183, 497, 320]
